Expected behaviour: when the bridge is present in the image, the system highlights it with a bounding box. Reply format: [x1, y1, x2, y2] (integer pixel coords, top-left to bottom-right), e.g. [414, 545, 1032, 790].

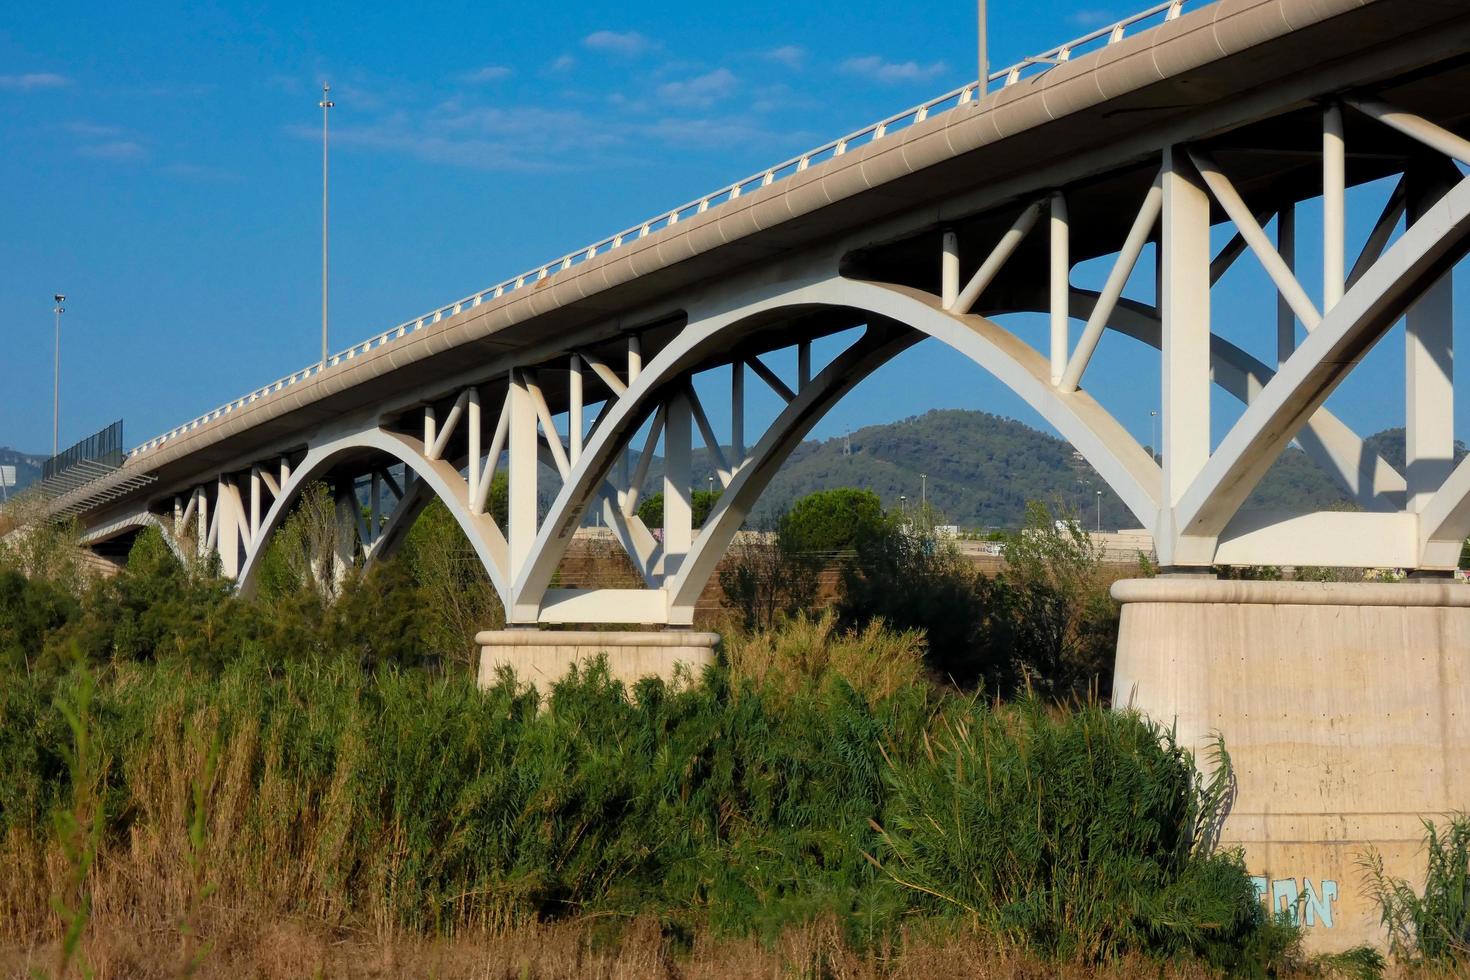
[28, 0, 1470, 948]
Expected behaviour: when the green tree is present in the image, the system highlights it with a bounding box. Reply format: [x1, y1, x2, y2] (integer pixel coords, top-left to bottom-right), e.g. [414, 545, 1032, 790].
[779, 488, 884, 559]
[634, 489, 721, 529]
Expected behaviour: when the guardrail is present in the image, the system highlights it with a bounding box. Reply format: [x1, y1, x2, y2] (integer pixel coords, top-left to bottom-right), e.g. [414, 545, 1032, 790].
[128, 0, 1191, 460]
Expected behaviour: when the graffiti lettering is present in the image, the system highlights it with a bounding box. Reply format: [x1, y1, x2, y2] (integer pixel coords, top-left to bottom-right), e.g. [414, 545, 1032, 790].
[1250, 875, 1338, 928]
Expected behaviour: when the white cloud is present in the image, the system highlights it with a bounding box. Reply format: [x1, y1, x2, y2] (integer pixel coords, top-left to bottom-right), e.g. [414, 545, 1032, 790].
[657, 68, 737, 109]
[461, 65, 513, 83]
[840, 55, 947, 84]
[1068, 8, 1117, 27]
[763, 45, 805, 69]
[0, 72, 71, 91]
[78, 140, 145, 161]
[63, 121, 123, 137]
[548, 54, 576, 72]
[583, 30, 655, 56]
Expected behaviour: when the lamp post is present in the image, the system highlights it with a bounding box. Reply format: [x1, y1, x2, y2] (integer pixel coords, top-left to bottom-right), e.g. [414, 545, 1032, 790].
[1096, 489, 1103, 532]
[920, 473, 927, 520]
[1150, 409, 1158, 463]
[52, 294, 65, 457]
[319, 83, 334, 367]
[977, 0, 988, 93]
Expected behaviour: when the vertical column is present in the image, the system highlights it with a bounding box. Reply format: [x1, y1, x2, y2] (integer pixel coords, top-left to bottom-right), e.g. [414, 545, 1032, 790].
[217, 476, 241, 578]
[467, 386, 482, 503]
[663, 389, 693, 576]
[332, 482, 357, 587]
[1160, 147, 1212, 510]
[423, 405, 437, 455]
[797, 340, 811, 391]
[731, 360, 745, 461]
[1323, 105, 1346, 313]
[507, 369, 538, 580]
[568, 355, 583, 467]
[941, 230, 959, 309]
[173, 496, 182, 537]
[370, 471, 382, 547]
[1405, 168, 1456, 513]
[1277, 206, 1296, 367]
[622, 337, 641, 503]
[249, 465, 262, 549]
[196, 488, 208, 558]
[1050, 191, 1069, 385]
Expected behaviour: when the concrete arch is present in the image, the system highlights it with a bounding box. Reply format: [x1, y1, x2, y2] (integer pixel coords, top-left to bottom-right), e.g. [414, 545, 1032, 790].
[235, 427, 511, 601]
[79, 511, 189, 566]
[516, 274, 1162, 621]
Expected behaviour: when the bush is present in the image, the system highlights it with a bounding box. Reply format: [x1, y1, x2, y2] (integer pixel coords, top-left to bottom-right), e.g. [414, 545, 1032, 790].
[1365, 814, 1470, 966]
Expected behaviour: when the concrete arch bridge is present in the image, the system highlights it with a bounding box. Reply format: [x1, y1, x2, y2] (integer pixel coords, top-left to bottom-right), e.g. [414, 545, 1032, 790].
[29, 0, 1470, 951]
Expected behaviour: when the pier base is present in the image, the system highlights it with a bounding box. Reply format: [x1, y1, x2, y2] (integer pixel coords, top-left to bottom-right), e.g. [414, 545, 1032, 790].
[476, 629, 719, 690]
[1112, 578, 1470, 952]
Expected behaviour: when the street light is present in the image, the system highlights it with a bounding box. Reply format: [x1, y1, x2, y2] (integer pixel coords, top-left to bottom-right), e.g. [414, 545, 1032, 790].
[977, 0, 988, 94]
[920, 473, 927, 517]
[899, 494, 907, 518]
[1150, 410, 1159, 463]
[319, 83, 334, 367]
[1096, 489, 1103, 532]
[52, 294, 65, 457]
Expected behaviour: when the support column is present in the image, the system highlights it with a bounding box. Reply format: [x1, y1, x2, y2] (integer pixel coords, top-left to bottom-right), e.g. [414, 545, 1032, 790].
[468, 386, 482, 502]
[1406, 167, 1456, 513]
[731, 361, 745, 461]
[196, 488, 208, 558]
[797, 340, 811, 391]
[941, 229, 959, 309]
[217, 476, 242, 578]
[1323, 105, 1346, 313]
[1277, 206, 1296, 367]
[1050, 191, 1069, 385]
[332, 481, 357, 588]
[507, 370, 539, 587]
[663, 389, 692, 577]
[1160, 148, 1212, 512]
[249, 466, 262, 548]
[568, 355, 583, 466]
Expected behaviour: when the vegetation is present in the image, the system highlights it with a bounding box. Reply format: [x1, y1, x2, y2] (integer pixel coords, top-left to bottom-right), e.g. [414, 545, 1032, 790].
[1364, 815, 1470, 968]
[0, 504, 1310, 975]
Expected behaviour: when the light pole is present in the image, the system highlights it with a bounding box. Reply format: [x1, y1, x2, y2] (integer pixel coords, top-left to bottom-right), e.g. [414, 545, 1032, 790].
[319, 83, 334, 367]
[977, 0, 988, 94]
[899, 494, 907, 519]
[1150, 409, 1158, 463]
[52, 294, 65, 457]
[920, 473, 927, 519]
[1096, 489, 1103, 532]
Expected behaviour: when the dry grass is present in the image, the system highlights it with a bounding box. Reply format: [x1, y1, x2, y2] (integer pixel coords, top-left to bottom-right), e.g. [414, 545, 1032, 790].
[723, 613, 927, 703]
[2, 913, 1230, 980]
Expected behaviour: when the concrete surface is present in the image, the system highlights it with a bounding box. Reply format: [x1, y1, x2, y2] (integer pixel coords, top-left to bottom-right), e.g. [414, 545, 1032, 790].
[1112, 577, 1470, 952]
[476, 629, 720, 690]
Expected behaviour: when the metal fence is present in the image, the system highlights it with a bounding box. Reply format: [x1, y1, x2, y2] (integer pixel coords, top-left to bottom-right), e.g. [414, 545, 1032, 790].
[44, 419, 124, 480]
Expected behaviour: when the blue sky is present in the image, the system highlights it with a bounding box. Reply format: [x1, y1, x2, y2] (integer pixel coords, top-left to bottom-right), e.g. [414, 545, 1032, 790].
[1, 0, 1462, 475]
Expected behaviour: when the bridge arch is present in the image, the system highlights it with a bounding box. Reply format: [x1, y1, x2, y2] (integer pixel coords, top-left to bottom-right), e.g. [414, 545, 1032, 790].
[515, 275, 1162, 623]
[235, 427, 511, 601]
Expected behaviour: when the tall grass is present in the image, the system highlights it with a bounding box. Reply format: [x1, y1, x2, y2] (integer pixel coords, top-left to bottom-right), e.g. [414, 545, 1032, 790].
[0, 641, 1293, 971]
[1364, 815, 1470, 967]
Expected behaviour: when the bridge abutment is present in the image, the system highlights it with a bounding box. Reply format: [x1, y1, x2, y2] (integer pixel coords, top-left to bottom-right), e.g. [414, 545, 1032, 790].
[475, 628, 719, 691]
[1112, 578, 1470, 952]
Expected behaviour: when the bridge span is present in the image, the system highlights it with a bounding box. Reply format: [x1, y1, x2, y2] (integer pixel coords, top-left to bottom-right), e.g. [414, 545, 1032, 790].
[27, 0, 1470, 949]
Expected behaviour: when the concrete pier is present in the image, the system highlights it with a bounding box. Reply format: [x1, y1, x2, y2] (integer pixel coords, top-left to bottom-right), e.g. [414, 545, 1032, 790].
[1112, 578, 1470, 952]
[476, 629, 719, 690]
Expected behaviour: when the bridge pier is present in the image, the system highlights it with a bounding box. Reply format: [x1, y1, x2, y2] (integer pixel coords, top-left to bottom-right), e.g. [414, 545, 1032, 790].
[1112, 578, 1470, 952]
[475, 628, 719, 692]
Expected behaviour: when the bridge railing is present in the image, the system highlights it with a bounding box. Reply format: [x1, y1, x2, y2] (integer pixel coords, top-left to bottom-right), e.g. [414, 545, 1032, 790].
[128, 0, 1192, 461]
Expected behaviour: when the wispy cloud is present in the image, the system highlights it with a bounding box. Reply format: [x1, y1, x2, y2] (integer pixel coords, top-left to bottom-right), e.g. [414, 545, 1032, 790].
[762, 45, 805, 69]
[548, 54, 576, 72]
[1068, 8, 1117, 27]
[63, 120, 123, 138]
[460, 65, 513, 83]
[78, 140, 146, 161]
[657, 68, 737, 109]
[840, 55, 947, 84]
[583, 30, 655, 57]
[0, 72, 71, 91]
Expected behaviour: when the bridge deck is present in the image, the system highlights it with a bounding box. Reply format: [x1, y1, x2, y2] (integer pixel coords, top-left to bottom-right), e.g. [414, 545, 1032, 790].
[61, 0, 1470, 522]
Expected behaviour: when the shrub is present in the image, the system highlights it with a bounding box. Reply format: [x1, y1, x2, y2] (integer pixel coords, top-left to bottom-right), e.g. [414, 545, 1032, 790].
[1364, 814, 1470, 966]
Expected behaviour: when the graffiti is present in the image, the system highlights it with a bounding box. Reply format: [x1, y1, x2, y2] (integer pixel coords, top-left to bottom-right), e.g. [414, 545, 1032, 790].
[1251, 875, 1339, 928]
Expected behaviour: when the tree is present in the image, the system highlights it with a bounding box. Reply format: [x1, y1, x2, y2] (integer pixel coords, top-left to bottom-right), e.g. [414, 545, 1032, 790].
[635, 489, 721, 529]
[779, 488, 885, 559]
